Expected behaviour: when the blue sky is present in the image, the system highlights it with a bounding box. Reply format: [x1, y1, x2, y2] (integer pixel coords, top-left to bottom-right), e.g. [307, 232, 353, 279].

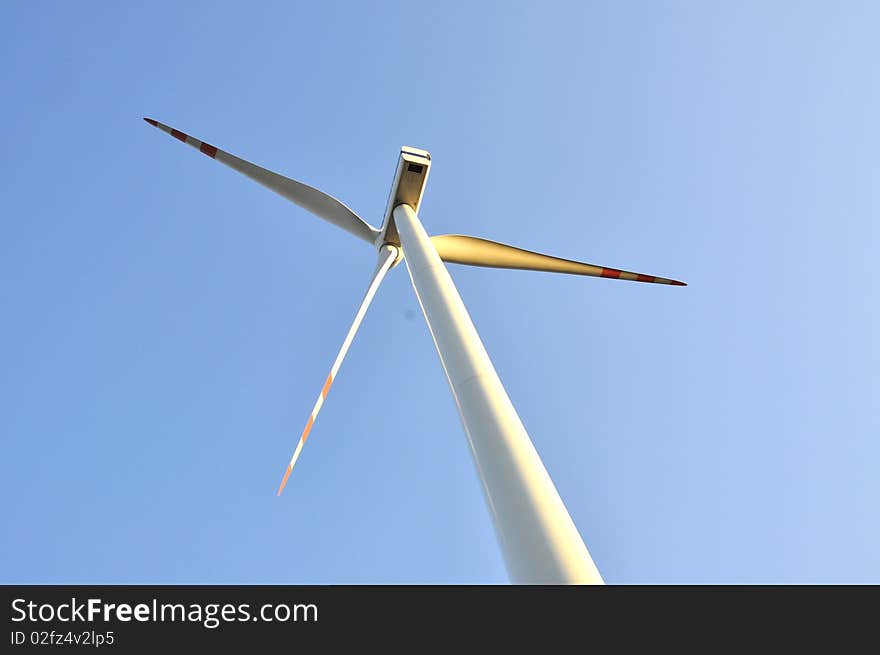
[1, 1, 877, 583]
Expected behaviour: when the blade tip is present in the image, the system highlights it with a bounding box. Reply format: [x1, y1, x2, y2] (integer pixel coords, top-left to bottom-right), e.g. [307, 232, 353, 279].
[143, 117, 159, 127]
[276, 466, 293, 496]
[671, 280, 687, 286]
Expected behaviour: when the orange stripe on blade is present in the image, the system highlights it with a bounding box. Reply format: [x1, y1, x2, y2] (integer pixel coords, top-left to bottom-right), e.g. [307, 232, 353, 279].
[277, 465, 293, 496]
[301, 416, 315, 443]
[321, 374, 333, 399]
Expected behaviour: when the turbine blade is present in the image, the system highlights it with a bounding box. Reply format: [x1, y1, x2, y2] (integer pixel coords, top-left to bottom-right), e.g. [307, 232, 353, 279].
[431, 234, 686, 286]
[143, 118, 380, 244]
[276, 245, 398, 496]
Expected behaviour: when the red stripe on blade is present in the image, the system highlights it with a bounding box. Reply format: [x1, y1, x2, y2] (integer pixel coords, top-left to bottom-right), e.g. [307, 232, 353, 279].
[143, 118, 158, 127]
[636, 274, 656, 283]
[170, 129, 187, 142]
[199, 142, 218, 158]
[601, 268, 621, 279]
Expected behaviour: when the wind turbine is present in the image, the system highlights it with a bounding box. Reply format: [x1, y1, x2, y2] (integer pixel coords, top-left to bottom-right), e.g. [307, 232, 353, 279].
[143, 118, 686, 584]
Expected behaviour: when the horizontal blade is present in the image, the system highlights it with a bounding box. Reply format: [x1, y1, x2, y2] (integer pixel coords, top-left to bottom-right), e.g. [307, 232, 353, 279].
[276, 245, 398, 496]
[431, 234, 686, 286]
[143, 118, 380, 244]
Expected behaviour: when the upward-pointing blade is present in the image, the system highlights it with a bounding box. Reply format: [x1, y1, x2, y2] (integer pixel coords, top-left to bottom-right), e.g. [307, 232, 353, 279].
[276, 245, 398, 496]
[143, 118, 381, 244]
[431, 234, 686, 286]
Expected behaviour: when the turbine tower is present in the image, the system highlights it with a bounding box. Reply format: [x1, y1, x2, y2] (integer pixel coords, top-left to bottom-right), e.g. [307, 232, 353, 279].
[143, 118, 686, 584]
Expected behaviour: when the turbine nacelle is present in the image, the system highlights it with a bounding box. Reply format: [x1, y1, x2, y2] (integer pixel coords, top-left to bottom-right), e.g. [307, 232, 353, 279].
[377, 146, 432, 256]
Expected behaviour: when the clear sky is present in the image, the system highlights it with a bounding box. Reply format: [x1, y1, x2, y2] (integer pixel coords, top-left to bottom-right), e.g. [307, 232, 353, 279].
[1, 1, 877, 583]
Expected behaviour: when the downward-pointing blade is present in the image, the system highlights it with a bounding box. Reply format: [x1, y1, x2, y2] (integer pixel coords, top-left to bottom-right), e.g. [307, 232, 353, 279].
[276, 245, 398, 496]
[431, 234, 686, 286]
[143, 118, 380, 244]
